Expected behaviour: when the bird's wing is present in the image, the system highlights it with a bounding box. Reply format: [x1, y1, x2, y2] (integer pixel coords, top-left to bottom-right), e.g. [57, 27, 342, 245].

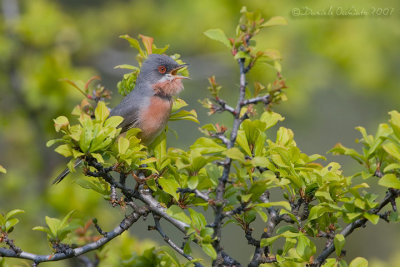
[110, 96, 141, 133]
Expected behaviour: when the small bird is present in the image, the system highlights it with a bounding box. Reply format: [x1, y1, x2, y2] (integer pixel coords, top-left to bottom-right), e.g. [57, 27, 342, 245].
[53, 54, 189, 184]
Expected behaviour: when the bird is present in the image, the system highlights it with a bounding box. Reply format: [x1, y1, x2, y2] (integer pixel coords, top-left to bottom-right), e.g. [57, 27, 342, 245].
[53, 54, 189, 184]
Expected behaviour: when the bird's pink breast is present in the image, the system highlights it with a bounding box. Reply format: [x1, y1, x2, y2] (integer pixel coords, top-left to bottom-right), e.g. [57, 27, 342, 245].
[138, 96, 172, 144]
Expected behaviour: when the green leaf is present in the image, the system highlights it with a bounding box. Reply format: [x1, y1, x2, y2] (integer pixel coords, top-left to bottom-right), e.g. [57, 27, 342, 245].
[255, 207, 268, 222]
[166, 205, 191, 225]
[158, 246, 181, 266]
[308, 206, 332, 221]
[261, 16, 288, 27]
[0, 165, 6, 174]
[119, 34, 143, 55]
[329, 143, 364, 164]
[224, 147, 245, 163]
[363, 212, 379, 225]
[334, 234, 345, 257]
[60, 210, 76, 229]
[95, 101, 109, 122]
[260, 235, 280, 247]
[188, 208, 206, 229]
[349, 257, 368, 267]
[5, 218, 19, 232]
[187, 176, 199, 190]
[190, 137, 226, 154]
[251, 156, 269, 168]
[315, 190, 333, 202]
[158, 177, 180, 201]
[171, 98, 189, 112]
[296, 235, 316, 261]
[322, 259, 338, 267]
[45, 216, 61, 238]
[384, 163, 400, 173]
[389, 110, 400, 139]
[104, 116, 124, 128]
[203, 29, 231, 48]
[241, 194, 253, 203]
[91, 153, 104, 164]
[260, 111, 284, 130]
[53, 116, 69, 132]
[383, 142, 400, 161]
[55, 144, 72, 157]
[169, 109, 199, 123]
[201, 243, 217, 259]
[236, 130, 252, 156]
[118, 137, 130, 155]
[32, 226, 51, 234]
[5, 209, 24, 221]
[113, 64, 138, 70]
[378, 174, 400, 189]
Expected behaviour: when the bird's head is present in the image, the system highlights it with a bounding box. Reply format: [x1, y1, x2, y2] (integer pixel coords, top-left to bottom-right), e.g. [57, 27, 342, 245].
[138, 54, 189, 97]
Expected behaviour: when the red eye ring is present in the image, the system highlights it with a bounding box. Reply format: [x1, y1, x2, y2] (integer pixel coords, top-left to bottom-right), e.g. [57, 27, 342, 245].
[158, 65, 167, 74]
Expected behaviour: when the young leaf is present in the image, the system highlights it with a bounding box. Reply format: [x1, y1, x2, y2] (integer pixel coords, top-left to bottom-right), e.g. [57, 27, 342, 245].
[104, 116, 124, 128]
[334, 234, 345, 257]
[203, 29, 231, 48]
[95, 101, 110, 123]
[378, 174, 400, 189]
[363, 212, 379, 225]
[5, 209, 24, 221]
[383, 142, 400, 161]
[201, 243, 217, 259]
[188, 208, 206, 229]
[53, 116, 70, 132]
[0, 165, 6, 174]
[261, 16, 288, 27]
[296, 235, 316, 261]
[158, 177, 180, 201]
[55, 144, 72, 157]
[166, 205, 191, 225]
[349, 257, 368, 267]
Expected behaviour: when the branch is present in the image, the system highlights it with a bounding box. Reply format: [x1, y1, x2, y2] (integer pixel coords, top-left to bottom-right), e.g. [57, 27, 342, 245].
[248, 191, 281, 266]
[212, 58, 248, 266]
[210, 133, 230, 146]
[0, 211, 144, 264]
[177, 188, 210, 202]
[137, 186, 189, 232]
[213, 98, 236, 115]
[241, 94, 270, 106]
[150, 215, 203, 267]
[312, 189, 400, 266]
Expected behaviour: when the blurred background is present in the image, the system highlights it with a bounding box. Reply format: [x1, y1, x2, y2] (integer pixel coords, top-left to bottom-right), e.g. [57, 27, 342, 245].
[0, 0, 399, 266]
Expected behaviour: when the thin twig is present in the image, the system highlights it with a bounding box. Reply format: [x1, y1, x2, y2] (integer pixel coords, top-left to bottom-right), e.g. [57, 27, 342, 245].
[177, 188, 210, 202]
[151, 215, 203, 267]
[0, 212, 142, 264]
[212, 57, 247, 266]
[241, 95, 270, 106]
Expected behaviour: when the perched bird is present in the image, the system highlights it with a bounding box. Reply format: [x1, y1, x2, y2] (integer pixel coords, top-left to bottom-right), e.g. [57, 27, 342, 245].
[53, 54, 189, 184]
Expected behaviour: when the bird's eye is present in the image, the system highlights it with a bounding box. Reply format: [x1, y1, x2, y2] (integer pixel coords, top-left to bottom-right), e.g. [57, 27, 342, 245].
[158, 65, 167, 74]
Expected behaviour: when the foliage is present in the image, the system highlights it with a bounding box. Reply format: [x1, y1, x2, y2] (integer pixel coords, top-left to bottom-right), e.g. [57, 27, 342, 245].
[0, 209, 24, 234]
[1, 4, 400, 267]
[32, 210, 80, 243]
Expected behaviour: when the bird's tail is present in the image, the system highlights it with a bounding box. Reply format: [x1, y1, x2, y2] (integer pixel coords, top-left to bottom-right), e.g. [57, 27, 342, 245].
[52, 159, 83, 184]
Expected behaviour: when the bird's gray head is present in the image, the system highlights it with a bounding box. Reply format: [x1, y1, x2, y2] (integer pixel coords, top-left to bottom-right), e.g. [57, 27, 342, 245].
[138, 54, 189, 86]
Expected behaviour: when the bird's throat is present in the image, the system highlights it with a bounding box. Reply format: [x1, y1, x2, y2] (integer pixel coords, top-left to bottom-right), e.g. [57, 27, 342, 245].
[152, 79, 184, 98]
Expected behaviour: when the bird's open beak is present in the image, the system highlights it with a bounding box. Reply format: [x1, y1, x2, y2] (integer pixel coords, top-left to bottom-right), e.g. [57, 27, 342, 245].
[170, 64, 190, 80]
